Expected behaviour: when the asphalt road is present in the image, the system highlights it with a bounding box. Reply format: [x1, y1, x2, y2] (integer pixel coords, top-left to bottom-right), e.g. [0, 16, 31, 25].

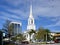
[23, 43, 60, 45]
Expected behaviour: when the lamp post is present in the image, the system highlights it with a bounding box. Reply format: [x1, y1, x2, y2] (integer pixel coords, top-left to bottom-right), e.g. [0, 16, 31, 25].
[46, 33, 47, 42]
[0, 31, 3, 45]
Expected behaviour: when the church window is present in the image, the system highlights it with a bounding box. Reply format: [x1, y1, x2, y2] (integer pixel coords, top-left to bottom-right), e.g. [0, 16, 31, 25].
[31, 20, 33, 24]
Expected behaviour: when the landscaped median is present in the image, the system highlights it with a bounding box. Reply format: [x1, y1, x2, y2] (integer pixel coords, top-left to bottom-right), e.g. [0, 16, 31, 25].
[34, 41, 55, 44]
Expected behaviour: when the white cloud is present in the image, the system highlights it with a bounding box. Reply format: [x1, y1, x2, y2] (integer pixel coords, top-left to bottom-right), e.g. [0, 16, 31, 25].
[45, 20, 60, 28]
[6, 0, 30, 7]
[0, 12, 21, 21]
[6, 9, 29, 19]
[33, 0, 60, 18]
[1, 0, 60, 20]
[0, 0, 60, 31]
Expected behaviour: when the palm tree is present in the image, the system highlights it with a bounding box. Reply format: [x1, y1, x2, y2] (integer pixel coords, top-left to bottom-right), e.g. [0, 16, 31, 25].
[45, 29, 51, 41]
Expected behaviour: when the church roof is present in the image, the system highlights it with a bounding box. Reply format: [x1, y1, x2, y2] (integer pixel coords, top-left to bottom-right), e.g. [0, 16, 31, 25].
[29, 5, 33, 18]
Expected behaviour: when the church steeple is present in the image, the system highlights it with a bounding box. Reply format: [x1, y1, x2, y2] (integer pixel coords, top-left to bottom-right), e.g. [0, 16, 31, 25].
[26, 4, 36, 41]
[29, 5, 33, 18]
[27, 4, 36, 30]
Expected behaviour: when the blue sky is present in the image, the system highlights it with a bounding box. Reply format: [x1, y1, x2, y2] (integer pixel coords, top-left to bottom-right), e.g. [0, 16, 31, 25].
[0, 0, 60, 32]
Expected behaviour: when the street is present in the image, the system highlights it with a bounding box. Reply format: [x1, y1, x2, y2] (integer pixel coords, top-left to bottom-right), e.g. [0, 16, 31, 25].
[23, 43, 60, 45]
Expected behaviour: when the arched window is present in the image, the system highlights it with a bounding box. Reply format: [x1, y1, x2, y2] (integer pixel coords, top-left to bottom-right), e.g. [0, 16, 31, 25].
[31, 19, 33, 24]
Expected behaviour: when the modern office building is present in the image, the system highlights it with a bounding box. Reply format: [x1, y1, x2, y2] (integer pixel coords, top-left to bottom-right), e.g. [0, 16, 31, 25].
[10, 22, 22, 36]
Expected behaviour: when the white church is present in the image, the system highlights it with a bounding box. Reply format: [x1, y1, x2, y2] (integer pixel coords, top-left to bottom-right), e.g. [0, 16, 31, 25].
[24, 5, 36, 42]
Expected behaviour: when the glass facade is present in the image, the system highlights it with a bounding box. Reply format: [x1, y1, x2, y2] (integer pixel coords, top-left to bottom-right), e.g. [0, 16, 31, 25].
[18, 24, 21, 34]
[11, 22, 22, 36]
[14, 24, 17, 35]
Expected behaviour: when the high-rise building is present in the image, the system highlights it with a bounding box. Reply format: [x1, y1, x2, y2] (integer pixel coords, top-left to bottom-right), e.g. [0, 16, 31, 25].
[10, 22, 22, 36]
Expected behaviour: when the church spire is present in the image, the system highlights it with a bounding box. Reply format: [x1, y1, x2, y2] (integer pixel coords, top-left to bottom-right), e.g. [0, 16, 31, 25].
[27, 4, 36, 30]
[29, 4, 33, 18]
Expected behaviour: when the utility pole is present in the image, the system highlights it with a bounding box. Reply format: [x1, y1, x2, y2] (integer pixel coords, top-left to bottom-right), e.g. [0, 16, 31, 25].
[46, 33, 47, 42]
[0, 31, 3, 45]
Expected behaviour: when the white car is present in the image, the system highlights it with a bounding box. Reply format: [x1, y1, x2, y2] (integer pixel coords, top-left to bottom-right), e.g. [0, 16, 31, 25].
[47, 41, 54, 44]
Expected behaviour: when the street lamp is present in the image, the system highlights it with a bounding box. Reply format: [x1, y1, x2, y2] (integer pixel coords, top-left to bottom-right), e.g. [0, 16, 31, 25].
[46, 33, 47, 42]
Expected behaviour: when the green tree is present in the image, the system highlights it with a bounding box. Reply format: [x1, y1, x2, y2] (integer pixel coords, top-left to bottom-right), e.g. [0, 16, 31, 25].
[2, 20, 11, 33]
[11, 34, 26, 41]
[28, 29, 36, 42]
[35, 28, 51, 41]
[44, 29, 51, 41]
[2, 20, 14, 37]
[8, 24, 14, 36]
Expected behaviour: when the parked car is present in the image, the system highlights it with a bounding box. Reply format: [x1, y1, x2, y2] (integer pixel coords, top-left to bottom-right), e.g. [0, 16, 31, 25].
[46, 41, 54, 44]
[21, 41, 29, 44]
[54, 39, 60, 43]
